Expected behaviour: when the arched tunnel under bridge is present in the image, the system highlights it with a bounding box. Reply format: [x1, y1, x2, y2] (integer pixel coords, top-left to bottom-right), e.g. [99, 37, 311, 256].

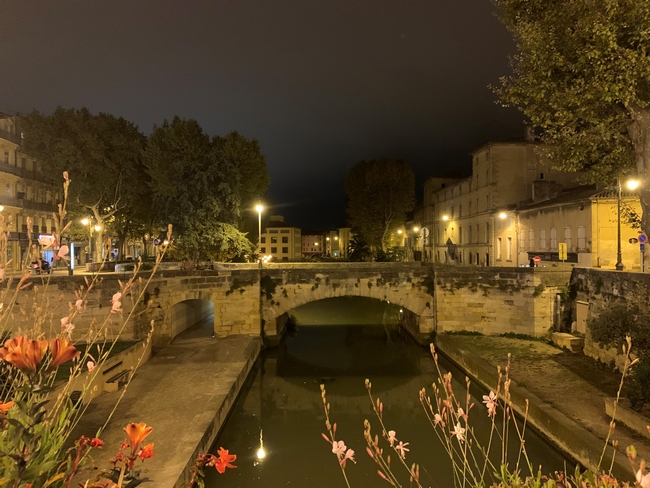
[170, 298, 215, 340]
[274, 296, 427, 382]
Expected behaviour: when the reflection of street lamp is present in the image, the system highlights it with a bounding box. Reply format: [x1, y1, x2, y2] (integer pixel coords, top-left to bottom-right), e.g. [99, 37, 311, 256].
[616, 179, 640, 270]
[81, 218, 101, 268]
[255, 204, 264, 253]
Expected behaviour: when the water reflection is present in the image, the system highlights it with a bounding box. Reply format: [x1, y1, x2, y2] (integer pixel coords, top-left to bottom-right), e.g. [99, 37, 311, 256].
[208, 303, 570, 487]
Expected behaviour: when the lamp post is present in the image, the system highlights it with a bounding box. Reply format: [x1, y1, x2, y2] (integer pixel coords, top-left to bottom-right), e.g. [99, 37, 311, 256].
[255, 204, 264, 255]
[616, 179, 640, 271]
[81, 218, 101, 270]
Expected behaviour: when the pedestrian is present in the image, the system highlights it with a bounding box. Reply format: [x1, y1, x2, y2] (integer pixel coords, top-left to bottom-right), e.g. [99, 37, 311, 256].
[529, 257, 535, 268]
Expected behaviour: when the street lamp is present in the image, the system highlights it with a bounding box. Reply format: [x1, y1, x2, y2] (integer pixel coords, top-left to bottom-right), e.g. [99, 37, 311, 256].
[255, 204, 264, 255]
[615, 178, 640, 271]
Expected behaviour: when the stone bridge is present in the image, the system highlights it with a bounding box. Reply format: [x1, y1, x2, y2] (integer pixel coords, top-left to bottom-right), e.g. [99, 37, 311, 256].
[8, 263, 571, 345]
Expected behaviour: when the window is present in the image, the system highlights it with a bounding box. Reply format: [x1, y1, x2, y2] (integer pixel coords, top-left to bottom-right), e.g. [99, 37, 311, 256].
[5, 184, 9, 196]
[261, 237, 266, 243]
[459, 226, 463, 244]
[529, 230, 535, 250]
[282, 247, 288, 253]
[451, 206, 455, 219]
[564, 227, 572, 250]
[476, 224, 479, 243]
[497, 237, 502, 260]
[485, 222, 490, 243]
[459, 204, 462, 217]
[271, 237, 277, 243]
[519, 230, 525, 250]
[280, 230, 290, 233]
[469, 225, 473, 243]
[282, 236, 288, 243]
[3, 151, 8, 163]
[540, 172, 545, 180]
[269, 230, 278, 233]
[550, 228, 557, 249]
[261, 247, 266, 253]
[20, 157, 26, 168]
[540, 229, 546, 250]
[578, 226, 586, 249]
[271, 247, 277, 253]
[469, 201, 472, 215]
[507, 237, 513, 260]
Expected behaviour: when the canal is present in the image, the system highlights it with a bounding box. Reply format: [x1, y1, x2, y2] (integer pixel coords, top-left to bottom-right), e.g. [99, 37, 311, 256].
[206, 297, 571, 487]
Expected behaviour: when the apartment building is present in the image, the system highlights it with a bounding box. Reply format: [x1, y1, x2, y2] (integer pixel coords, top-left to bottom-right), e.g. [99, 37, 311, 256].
[423, 138, 581, 267]
[0, 114, 59, 269]
[259, 215, 301, 261]
[302, 232, 324, 257]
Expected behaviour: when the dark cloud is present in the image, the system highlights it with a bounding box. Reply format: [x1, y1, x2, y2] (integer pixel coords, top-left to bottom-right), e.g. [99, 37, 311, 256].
[1, 0, 523, 229]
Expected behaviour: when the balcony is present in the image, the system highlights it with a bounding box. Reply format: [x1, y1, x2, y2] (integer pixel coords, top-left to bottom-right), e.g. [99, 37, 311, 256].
[0, 129, 21, 146]
[0, 161, 52, 185]
[0, 194, 57, 213]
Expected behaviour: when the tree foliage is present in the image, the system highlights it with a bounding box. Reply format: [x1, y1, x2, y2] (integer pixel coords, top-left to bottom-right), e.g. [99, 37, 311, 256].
[493, 0, 650, 248]
[214, 131, 270, 241]
[345, 159, 415, 250]
[143, 117, 258, 261]
[19, 108, 148, 255]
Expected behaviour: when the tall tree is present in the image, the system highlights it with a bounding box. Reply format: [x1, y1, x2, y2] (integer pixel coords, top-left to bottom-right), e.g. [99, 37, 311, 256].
[493, 0, 650, 259]
[143, 117, 252, 260]
[213, 131, 270, 242]
[20, 108, 147, 257]
[345, 159, 415, 251]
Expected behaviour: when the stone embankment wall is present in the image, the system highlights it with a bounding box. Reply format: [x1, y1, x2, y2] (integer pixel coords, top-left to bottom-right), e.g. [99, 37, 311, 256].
[434, 266, 571, 337]
[569, 268, 650, 367]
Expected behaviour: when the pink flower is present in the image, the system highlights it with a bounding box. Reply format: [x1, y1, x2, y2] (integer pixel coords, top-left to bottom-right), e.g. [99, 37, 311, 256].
[434, 413, 445, 427]
[332, 440, 346, 457]
[457, 407, 468, 421]
[451, 422, 465, 442]
[60, 317, 74, 337]
[87, 354, 96, 373]
[483, 391, 498, 418]
[111, 292, 123, 315]
[395, 441, 409, 459]
[386, 430, 397, 447]
[637, 469, 650, 488]
[340, 448, 355, 468]
[57, 245, 69, 259]
[75, 299, 84, 311]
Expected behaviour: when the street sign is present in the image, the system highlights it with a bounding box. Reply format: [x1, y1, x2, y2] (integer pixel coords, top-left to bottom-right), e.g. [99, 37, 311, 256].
[639, 233, 648, 244]
[558, 242, 568, 261]
[153, 238, 160, 246]
[629, 237, 639, 244]
[533, 255, 541, 264]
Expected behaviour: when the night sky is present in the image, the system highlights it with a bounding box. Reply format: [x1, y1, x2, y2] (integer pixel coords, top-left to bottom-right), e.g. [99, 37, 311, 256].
[1, 0, 523, 230]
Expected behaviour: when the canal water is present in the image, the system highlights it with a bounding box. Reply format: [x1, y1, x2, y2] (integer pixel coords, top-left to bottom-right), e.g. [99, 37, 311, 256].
[207, 297, 571, 487]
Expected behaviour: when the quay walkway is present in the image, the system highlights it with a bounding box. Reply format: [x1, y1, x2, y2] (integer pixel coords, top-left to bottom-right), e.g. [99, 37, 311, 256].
[72, 319, 261, 487]
[435, 334, 650, 481]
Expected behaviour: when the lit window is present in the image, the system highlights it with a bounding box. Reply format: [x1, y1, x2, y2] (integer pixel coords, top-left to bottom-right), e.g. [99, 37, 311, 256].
[497, 237, 502, 260]
[507, 237, 512, 260]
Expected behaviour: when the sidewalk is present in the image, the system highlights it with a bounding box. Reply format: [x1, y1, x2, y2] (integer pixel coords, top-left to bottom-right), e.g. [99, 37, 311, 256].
[71, 319, 261, 487]
[435, 334, 650, 480]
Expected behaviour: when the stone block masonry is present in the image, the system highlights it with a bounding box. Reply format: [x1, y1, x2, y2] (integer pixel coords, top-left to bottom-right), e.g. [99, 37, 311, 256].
[5, 264, 572, 346]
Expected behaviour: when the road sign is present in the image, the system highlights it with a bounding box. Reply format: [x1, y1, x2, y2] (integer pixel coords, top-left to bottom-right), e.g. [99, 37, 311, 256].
[639, 233, 648, 244]
[558, 242, 568, 261]
[629, 237, 639, 244]
[153, 238, 160, 246]
[533, 255, 541, 264]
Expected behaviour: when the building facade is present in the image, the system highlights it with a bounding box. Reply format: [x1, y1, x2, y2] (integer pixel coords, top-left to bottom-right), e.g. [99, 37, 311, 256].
[0, 114, 60, 270]
[259, 215, 302, 261]
[423, 139, 582, 267]
[302, 233, 324, 257]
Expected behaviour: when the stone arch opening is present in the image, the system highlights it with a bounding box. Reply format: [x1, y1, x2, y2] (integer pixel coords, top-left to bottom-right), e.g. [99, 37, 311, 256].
[170, 298, 214, 341]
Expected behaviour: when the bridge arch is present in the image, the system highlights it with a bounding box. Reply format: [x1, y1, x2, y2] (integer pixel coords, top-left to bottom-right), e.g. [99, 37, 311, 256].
[169, 291, 215, 341]
[259, 268, 435, 338]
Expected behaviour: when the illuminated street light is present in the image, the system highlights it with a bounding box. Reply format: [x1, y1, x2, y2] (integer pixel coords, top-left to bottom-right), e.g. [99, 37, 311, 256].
[442, 215, 449, 221]
[255, 204, 264, 254]
[616, 178, 641, 270]
[499, 212, 507, 220]
[413, 227, 419, 233]
[397, 229, 403, 235]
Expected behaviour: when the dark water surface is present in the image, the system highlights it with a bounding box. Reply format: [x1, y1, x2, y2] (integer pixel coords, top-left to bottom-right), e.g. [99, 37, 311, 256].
[207, 299, 571, 487]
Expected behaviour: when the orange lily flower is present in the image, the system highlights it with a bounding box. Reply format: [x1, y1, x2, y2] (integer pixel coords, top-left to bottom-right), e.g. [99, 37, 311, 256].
[124, 422, 153, 454]
[0, 400, 14, 414]
[0, 336, 48, 372]
[48, 338, 80, 371]
[138, 443, 154, 459]
[215, 447, 237, 474]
